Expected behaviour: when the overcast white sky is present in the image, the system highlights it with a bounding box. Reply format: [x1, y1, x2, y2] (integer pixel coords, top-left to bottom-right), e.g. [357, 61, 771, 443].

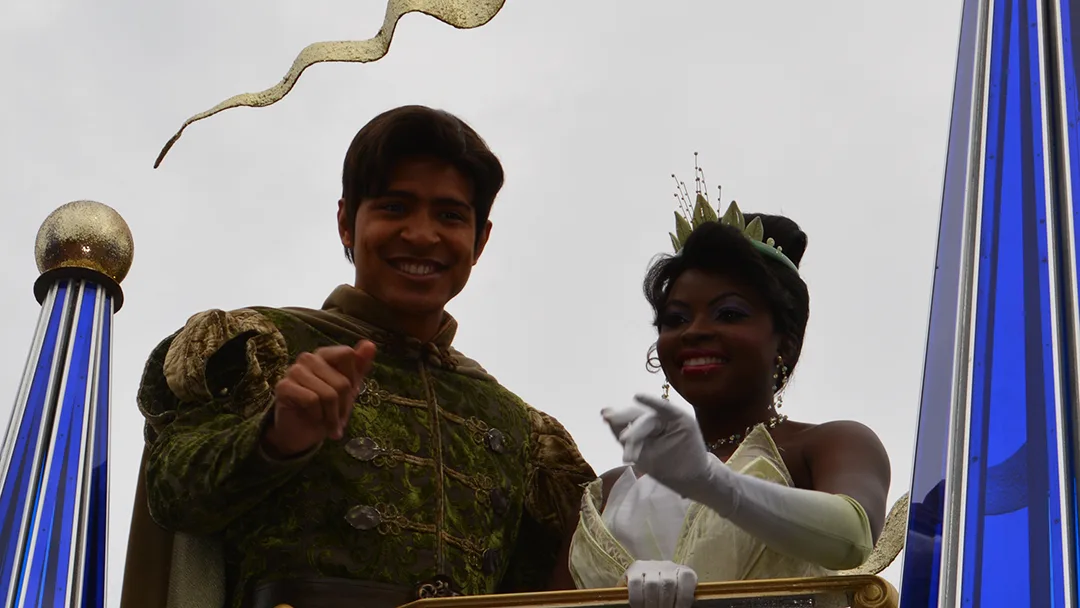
[0, 1, 962, 605]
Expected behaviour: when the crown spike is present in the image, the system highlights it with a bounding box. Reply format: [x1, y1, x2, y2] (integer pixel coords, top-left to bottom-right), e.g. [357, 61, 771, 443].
[667, 155, 799, 273]
[672, 176, 694, 218]
[695, 153, 710, 203]
[699, 151, 708, 200]
[673, 192, 692, 219]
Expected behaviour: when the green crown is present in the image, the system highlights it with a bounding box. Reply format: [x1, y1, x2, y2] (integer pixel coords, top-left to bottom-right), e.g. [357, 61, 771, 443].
[669, 157, 798, 272]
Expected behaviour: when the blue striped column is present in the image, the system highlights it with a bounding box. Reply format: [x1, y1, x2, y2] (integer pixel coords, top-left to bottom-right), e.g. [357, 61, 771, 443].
[901, 0, 1080, 606]
[0, 201, 132, 608]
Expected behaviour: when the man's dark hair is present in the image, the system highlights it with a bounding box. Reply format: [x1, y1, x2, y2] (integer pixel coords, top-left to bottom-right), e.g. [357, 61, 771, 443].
[341, 105, 505, 261]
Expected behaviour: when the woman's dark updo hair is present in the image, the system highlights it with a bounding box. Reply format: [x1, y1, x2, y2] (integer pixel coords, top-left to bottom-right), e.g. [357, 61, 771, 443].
[644, 213, 811, 374]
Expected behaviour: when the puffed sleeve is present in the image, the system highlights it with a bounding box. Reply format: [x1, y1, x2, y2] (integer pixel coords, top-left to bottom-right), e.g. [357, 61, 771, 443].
[498, 408, 595, 592]
[140, 308, 318, 535]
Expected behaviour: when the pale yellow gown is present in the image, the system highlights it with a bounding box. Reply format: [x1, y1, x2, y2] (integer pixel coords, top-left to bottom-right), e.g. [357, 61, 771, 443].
[569, 425, 832, 588]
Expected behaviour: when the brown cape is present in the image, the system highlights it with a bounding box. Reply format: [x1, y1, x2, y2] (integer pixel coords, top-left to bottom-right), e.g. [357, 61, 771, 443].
[119, 449, 174, 608]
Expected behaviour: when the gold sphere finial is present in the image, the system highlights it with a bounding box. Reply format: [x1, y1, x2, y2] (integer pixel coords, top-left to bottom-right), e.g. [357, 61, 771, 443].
[34, 200, 134, 285]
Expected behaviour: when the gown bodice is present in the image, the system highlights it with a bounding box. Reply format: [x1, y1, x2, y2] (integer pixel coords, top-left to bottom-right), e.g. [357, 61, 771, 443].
[568, 425, 833, 589]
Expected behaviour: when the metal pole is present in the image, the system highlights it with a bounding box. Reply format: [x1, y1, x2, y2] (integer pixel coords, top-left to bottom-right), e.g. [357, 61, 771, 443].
[902, 0, 1080, 605]
[0, 201, 133, 608]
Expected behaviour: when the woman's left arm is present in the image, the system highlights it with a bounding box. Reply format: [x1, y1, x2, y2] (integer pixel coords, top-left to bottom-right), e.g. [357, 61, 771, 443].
[803, 420, 892, 542]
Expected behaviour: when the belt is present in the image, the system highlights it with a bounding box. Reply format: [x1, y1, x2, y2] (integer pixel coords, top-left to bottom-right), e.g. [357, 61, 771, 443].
[251, 577, 414, 608]
[250, 576, 461, 608]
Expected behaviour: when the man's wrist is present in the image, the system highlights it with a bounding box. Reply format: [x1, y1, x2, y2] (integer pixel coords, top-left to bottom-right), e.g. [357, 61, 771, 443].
[260, 431, 296, 460]
[258, 412, 319, 462]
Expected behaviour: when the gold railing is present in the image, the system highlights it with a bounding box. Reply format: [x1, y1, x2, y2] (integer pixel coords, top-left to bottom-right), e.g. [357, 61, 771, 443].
[272, 574, 897, 608]
[268, 494, 911, 608]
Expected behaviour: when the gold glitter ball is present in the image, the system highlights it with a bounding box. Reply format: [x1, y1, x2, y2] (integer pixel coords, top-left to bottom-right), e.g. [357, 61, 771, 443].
[34, 200, 134, 285]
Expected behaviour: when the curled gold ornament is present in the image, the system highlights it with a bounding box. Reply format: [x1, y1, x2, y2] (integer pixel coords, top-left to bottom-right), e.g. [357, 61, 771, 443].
[853, 578, 899, 608]
[154, 0, 506, 168]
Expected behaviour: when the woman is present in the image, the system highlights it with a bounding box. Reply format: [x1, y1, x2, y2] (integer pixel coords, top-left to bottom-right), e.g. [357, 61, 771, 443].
[568, 198, 891, 608]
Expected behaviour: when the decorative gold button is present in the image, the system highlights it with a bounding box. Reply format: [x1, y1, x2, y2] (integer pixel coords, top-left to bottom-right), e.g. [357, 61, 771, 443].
[345, 505, 382, 530]
[484, 428, 506, 453]
[345, 437, 380, 461]
[416, 575, 458, 599]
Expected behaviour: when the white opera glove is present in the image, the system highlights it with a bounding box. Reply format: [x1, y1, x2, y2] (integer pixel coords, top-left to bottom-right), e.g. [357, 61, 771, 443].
[624, 560, 697, 608]
[602, 395, 874, 571]
[601, 394, 718, 504]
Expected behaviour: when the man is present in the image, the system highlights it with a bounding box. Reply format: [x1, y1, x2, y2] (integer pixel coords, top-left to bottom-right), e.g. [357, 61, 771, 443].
[120, 105, 595, 608]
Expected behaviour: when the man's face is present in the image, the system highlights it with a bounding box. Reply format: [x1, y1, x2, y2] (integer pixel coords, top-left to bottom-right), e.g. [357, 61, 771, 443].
[338, 157, 491, 320]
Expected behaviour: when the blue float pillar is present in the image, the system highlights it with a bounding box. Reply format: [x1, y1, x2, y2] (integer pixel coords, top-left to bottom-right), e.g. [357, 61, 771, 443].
[0, 201, 133, 608]
[901, 0, 1080, 606]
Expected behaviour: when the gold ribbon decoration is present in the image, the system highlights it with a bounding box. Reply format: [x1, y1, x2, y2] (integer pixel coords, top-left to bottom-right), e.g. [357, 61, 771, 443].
[154, 0, 507, 168]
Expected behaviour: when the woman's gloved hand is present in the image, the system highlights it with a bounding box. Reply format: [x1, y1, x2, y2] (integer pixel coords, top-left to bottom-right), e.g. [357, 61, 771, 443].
[624, 560, 698, 608]
[602, 394, 729, 510]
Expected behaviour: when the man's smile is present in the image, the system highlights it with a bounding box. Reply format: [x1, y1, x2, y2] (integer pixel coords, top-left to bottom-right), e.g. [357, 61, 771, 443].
[386, 257, 448, 279]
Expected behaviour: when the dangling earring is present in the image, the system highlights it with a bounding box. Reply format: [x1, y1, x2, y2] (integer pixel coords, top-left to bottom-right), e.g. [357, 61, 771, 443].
[662, 381, 671, 400]
[771, 354, 789, 410]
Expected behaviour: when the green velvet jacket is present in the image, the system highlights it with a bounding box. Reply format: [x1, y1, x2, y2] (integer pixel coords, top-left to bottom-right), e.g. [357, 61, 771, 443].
[137, 285, 595, 607]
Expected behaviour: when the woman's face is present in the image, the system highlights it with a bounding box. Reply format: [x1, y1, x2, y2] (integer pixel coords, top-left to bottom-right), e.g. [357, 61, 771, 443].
[656, 268, 782, 411]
